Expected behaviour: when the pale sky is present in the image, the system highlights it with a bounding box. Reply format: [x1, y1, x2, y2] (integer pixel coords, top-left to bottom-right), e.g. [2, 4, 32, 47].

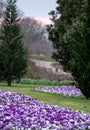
[17, 0, 57, 24]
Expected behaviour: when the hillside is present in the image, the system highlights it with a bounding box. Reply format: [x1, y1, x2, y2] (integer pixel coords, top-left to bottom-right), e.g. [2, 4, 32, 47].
[28, 58, 72, 81]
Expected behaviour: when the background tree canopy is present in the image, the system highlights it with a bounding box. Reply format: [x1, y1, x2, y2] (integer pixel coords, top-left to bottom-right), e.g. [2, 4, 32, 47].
[0, 0, 5, 18]
[20, 17, 54, 55]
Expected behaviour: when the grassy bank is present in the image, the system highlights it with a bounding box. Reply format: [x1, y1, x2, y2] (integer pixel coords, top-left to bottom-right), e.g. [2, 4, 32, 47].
[31, 55, 55, 62]
[0, 82, 90, 113]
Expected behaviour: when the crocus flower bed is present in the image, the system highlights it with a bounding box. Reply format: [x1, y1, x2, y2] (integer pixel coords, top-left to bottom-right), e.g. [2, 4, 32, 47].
[0, 90, 90, 130]
[35, 85, 83, 97]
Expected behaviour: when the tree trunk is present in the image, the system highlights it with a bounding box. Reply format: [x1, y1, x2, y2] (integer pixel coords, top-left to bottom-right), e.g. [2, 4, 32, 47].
[7, 79, 12, 86]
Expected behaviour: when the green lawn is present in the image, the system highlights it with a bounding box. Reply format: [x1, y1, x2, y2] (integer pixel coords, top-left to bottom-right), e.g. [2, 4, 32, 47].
[0, 83, 90, 113]
[31, 55, 55, 62]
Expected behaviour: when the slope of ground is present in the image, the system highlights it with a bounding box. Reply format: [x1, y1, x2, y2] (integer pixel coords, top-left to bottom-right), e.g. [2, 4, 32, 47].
[29, 59, 72, 81]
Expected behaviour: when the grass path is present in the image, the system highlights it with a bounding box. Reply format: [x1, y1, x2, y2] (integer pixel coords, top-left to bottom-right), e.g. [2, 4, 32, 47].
[0, 83, 90, 113]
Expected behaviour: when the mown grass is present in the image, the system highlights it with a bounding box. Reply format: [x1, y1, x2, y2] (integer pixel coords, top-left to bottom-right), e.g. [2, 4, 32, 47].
[0, 82, 90, 113]
[31, 55, 55, 62]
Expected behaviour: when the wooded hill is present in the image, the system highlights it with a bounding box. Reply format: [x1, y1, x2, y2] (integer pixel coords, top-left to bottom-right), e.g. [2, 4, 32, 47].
[20, 17, 54, 56]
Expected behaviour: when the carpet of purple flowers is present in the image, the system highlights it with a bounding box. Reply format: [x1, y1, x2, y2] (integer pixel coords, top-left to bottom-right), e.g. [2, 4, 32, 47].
[0, 89, 90, 130]
[35, 85, 83, 97]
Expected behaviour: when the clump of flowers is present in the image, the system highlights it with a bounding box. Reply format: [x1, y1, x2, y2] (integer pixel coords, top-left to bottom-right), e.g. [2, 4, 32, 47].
[35, 85, 83, 97]
[0, 90, 90, 130]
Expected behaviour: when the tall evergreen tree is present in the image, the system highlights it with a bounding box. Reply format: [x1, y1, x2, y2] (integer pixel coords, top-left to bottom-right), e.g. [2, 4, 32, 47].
[67, 0, 90, 98]
[48, 0, 82, 70]
[0, 0, 27, 86]
[47, 0, 90, 98]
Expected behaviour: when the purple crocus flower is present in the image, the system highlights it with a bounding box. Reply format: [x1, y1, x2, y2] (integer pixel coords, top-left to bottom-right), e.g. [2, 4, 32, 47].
[0, 90, 90, 130]
[35, 85, 83, 97]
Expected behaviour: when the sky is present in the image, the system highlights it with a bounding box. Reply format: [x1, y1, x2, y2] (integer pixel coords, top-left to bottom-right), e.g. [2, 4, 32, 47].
[17, 0, 57, 24]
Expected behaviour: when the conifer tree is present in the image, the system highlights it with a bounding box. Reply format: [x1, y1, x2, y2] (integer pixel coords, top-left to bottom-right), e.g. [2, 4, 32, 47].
[47, 0, 90, 98]
[0, 0, 27, 86]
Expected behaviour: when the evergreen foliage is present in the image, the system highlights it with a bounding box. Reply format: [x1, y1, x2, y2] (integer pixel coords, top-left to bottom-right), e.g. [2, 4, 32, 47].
[0, 0, 27, 86]
[47, 0, 90, 98]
